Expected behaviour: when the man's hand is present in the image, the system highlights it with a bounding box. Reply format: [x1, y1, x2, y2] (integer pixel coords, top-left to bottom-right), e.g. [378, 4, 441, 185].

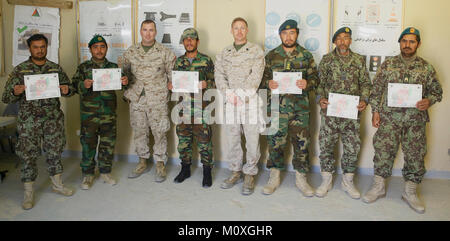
[13, 85, 26, 96]
[416, 98, 430, 111]
[296, 79, 307, 90]
[167, 81, 173, 90]
[372, 112, 380, 128]
[84, 79, 94, 89]
[319, 98, 329, 109]
[60, 85, 69, 95]
[121, 76, 129, 86]
[268, 80, 279, 90]
[199, 80, 207, 90]
[357, 100, 367, 112]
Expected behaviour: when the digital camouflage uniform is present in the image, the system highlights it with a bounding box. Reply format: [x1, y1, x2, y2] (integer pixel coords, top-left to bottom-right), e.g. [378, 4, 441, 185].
[173, 52, 215, 167]
[215, 42, 265, 176]
[2, 58, 74, 182]
[72, 58, 123, 176]
[261, 44, 319, 173]
[370, 54, 442, 183]
[122, 42, 176, 163]
[317, 49, 371, 173]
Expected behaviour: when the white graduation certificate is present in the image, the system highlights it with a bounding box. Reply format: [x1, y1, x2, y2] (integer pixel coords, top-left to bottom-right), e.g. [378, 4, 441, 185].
[24, 73, 61, 100]
[326, 92, 359, 120]
[388, 83, 422, 108]
[172, 71, 199, 93]
[272, 72, 302, 95]
[92, 68, 122, 91]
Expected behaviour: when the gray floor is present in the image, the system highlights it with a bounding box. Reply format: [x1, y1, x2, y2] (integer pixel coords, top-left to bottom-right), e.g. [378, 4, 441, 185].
[0, 153, 449, 221]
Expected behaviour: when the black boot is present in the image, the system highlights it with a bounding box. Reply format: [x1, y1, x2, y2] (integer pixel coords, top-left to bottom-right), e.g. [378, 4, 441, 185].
[174, 163, 191, 183]
[202, 165, 212, 188]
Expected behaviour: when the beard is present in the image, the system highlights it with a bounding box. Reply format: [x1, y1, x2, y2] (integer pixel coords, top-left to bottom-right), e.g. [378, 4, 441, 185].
[401, 47, 417, 57]
[185, 46, 197, 53]
[282, 41, 297, 48]
[31, 55, 46, 61]
[337, 46, 349, 55]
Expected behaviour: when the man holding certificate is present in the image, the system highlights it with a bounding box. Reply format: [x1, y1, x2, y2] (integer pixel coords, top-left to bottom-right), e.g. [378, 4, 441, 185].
[122, 20, 176, 182]
[364, 27, 443, 213]
[316, 27, 371, 199]
[2, 34, 75, 210]
[168, 28, 215, 188]
[260, 20, 319, 197]
[72, 35, 129, 189]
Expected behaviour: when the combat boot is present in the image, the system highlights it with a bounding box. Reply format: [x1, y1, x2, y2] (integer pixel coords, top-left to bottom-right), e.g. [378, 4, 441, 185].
[22, 182, 34, 210]
[155, 161, 167, 183]
[362, 175, 386, 203]
[100, 173, 117, 185]
[242, 174, 255, 195]
[315, 172, 333, 197]
[50, 174, 74, 196]
[263, 168, 280, 195]
[80, 175, 95, 190]
[221, 171, 242, 189]
[342, 173, 361, 199]
[402, 181, 425, 214]
[128, 157, 148, 178]
[295, 171, 314, 197]
[202, 165, 212, 188]
[174, 163, 191, 183]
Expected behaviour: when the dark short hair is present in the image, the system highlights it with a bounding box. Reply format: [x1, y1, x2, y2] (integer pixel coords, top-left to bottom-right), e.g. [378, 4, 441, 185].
[231, 17, 248, 28]
[141, 19, 156, 29]
[27, 34, 48, 47]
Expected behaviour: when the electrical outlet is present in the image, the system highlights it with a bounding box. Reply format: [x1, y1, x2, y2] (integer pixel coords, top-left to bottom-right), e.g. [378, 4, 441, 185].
[76, 130, 80, 136]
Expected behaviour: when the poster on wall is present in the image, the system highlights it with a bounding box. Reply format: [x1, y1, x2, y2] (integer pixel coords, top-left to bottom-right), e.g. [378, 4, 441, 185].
[12, 5, 60, 66]
[137, 0, 194, 57]
[78, 0, 133, 67]
[265, 0, 331, 63]
[335, 0, 403, 77]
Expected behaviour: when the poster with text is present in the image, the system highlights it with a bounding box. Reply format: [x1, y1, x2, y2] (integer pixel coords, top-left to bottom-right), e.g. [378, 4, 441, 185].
[13, 5, 60, 66]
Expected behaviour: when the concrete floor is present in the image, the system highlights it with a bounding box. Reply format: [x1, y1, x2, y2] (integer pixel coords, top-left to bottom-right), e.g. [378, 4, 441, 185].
[0, 153, 449, 221]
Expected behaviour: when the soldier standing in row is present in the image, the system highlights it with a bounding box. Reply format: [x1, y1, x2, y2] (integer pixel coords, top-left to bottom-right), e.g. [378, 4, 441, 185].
[72, 35, 129, 189]
[316, 27, 371, 199]
[2, 34, 75, 210]
[122, 20, 176, 182]
[215, 17, 265, 195]
[168, 28, 215, 187]
[260, 20, 319, 197]
[364, 27, 443, 213]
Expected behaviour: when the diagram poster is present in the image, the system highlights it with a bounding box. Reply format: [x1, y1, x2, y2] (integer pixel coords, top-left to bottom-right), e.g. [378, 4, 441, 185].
[78, 0, 133, 66]
[335, 0, 403, 75]
[265, 0, 331, 63]
[137, 0, 194, 57]
[13, 5, 60, 66]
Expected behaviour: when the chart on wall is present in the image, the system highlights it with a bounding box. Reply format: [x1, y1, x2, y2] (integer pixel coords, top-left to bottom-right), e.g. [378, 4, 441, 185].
[78, 0, 133, 66]
[12, 5, 60, 66]
[335, 0, 403, 76]
[137, 0, 194, 57]
[265, 0, 331, 62]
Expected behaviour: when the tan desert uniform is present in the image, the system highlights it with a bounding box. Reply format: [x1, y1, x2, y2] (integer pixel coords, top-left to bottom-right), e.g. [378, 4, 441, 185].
[215, 42, 265, 175]
[122, 42, 176, 163]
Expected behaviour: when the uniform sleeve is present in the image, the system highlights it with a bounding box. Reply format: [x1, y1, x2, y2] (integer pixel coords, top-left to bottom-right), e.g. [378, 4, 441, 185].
[261, 54, 272, 90]
[424, 65, 443, 106]
[121, 50, 134, 87]
[71, 65, 91, 96]
[205, 57, 216, 89]
[369, 60, 388, 113]
[165, 50, 176, 83]
[359, 57, 372, 103]
[214, 50, 229, 93]
[304, 54, 319, 92]
[241, 47, 265, 96]
[2, 68, 23, 104]
[316, 55, 329, 102]
[58, 66, 75, 97]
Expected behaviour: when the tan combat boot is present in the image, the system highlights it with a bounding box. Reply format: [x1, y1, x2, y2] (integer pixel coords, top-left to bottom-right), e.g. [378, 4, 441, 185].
[263, 168, 281, 195]
[155, 161, 167, 183]
[315, 172, 333, 198]
[128, 158, 148, 178]
[50, 174, 74, 196]
[221, 171, 242, 189]
[402, 181, 425, 214]
[80, 175, 95, 190]
[362, 175, 386, 203]
[22, 182, 34, 210]
[342, 173, 361, 199]
[100, 173, 117, 185]
[295, 171, 314, 197]
[242, 174, 255, 195]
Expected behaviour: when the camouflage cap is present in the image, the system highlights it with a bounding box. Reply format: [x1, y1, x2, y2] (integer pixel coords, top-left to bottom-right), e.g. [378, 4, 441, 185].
[180, 28, 199, 43]
[398, 27, 421, 43]
[88, 34, 107, 48]
[332, 26, 352, 43]
[278, 19, 299, 34]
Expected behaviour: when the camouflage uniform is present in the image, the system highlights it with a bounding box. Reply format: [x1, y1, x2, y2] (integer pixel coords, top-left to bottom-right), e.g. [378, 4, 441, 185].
[261, 44, 319, 173]
[72, 58, 123, 176]
[215, 42, 265, 176]
[316, 49, 371, 173]
[173, 52, 215, 167]
[370, 54, 442, 183]
[2, 58, 74, 182]
[122, 42, 176, 163]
